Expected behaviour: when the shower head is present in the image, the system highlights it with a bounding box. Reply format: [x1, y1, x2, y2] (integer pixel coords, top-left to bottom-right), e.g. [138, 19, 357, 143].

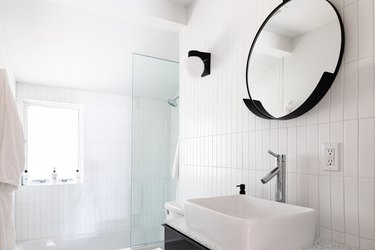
[168, 96, 179, 108]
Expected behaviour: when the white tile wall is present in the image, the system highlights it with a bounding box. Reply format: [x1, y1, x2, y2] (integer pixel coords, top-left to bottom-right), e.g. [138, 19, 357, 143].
[179, 0, 375, 248]
[0, 0, 15, 95]
[15, 83, 132, 245]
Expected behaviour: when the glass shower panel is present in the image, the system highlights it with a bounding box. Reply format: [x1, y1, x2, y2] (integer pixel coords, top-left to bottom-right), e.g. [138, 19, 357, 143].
[131, 54, 179, 247]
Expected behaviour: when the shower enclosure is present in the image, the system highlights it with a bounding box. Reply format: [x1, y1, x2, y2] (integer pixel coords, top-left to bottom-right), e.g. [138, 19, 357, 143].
[131, 54, 179, 248]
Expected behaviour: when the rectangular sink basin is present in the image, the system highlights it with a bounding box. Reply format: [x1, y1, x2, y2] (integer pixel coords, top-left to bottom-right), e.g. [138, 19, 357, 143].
[185, 195, 316, 250]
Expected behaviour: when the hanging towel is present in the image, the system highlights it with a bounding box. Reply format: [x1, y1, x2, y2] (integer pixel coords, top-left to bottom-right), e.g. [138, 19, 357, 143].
[0, 183, 16, 250]
[0, 69, 24, 187]
[0, 69, 25, 250]
[171, 142, 179, 180]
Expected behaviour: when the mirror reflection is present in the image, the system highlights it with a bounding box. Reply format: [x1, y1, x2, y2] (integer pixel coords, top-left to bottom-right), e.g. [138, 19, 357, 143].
[247, 0, 342, 118]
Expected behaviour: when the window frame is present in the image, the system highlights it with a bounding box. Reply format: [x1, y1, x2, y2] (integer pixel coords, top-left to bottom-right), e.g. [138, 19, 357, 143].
[22, 99, 85, 185]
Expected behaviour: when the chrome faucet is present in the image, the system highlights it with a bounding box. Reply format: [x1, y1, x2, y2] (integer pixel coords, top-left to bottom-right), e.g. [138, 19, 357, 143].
[261, 150, 286, 203]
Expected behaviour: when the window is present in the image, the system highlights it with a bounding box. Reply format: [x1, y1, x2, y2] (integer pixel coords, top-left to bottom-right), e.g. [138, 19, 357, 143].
[23, 100, 84, 184]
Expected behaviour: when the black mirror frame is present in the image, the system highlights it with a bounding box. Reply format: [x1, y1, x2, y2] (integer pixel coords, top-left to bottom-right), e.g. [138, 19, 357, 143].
[243, 0, 345, 120]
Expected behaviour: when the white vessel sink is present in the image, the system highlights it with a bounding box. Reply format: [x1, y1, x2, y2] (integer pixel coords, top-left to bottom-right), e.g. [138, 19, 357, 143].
[185, 195, 316, 250]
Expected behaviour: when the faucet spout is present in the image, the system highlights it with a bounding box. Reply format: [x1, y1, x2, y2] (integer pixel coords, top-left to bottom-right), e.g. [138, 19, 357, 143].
[261, 166, 280, 184]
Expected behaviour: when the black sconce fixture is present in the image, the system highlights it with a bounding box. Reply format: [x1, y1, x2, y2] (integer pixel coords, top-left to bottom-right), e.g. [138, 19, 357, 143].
[186, 50, 211, 77]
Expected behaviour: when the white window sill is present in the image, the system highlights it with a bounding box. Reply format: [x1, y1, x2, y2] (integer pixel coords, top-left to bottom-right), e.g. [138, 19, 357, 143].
[22, 179, 82, 186]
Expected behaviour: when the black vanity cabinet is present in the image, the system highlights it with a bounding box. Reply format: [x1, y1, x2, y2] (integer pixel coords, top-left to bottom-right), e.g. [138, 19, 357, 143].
[163, 224, 210, 250]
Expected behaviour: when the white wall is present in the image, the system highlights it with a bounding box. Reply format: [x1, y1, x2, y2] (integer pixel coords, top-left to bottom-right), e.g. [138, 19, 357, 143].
[0, 0, 15, 95]
[15, 83, 132, 245]
[0, 0, 6, 68]
[178, 0, 375, 249]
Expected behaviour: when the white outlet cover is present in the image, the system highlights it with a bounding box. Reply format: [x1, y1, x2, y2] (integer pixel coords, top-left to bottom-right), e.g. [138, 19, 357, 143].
[322, 143, 340, 171]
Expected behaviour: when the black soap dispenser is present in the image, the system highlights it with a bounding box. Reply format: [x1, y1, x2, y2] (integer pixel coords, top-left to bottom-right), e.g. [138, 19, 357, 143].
[236, 184, 246, 195]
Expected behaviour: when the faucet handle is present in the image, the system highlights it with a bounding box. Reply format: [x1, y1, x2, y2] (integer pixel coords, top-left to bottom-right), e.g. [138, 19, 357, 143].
[267, 150, 279, 158]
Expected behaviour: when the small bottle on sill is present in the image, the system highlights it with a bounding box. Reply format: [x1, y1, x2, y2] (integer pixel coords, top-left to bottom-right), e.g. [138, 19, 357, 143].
[22, 170, 29, 185]
[75, 169, 81, 183]
[51, 167, 58, 184]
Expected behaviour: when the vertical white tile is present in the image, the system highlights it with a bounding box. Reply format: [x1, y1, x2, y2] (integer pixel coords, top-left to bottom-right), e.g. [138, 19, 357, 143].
[346, 234, 360, 248]
[236, 134, 243, 169]
[344, 177, 359, 235]
[279, 128, 287, 155]
[287, 127, 297, 173]
[287, 173, 297, 205]
[359, 179, 375, 240]
[331, 68, 344, 122]
[262, 130, 270, 171]
[249, 170, 256, 196]
[344, 120, 358, 177]
[308, 175, 319, 225]
[331, 177, 345, 232]
[344, 0, 357, 7]
[249, 131, 256, 170]
[270, 129, 279, 158]
[331, 0, 344, 9]
[297, 174, 307, 207]
[243, 132, 249, 169]
[256, 117, 263, 130]
[297, 126, 307, 174]
[358, 0, 373, 59]
[320, 227, 332, 240]
[331, 121, 344, 176]
[360, 238, 375, 250]
[318, 93, 330, 123]
[319, 176, 332, 229]
[359, 118, 374, 178]
[358, 58, 374, 118]
[256, 171, 263, 198]
[344, 61, 359, 120]
[307, 106, 318, 125]
[242, 105, 249, 133]
[344, 2, 358, 63]
[255, 131, 263, 171]
[332, 231, 346, 244]
[248, 113, 256, 132]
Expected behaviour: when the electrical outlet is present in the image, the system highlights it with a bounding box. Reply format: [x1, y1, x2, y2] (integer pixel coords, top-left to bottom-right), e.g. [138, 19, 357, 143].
[322, 143, 340, 171]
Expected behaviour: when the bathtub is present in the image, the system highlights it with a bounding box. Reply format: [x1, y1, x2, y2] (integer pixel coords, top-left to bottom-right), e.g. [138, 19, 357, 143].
[16, 231, 131, 250]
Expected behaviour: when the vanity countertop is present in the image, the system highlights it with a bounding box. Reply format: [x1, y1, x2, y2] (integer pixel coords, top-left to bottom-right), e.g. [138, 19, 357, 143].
[165, 219, 359, 250]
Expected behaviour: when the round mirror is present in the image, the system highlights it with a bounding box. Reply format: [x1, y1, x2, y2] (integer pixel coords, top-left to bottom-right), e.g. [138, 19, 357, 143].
[244, 0, 344, 120]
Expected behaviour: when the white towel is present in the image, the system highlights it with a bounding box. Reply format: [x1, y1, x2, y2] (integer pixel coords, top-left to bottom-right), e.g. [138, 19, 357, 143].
[171, 142, 179, 180]
[0, 183, 16, 250]
[0, 69, 25, 250]
[0, 69, 25, 187]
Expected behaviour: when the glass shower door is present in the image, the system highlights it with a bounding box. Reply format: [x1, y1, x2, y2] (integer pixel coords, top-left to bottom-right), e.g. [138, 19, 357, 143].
[131, 54, 179, 247]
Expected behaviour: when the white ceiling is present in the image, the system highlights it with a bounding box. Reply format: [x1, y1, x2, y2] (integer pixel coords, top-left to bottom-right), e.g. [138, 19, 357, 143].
[2, 0, 185, 96]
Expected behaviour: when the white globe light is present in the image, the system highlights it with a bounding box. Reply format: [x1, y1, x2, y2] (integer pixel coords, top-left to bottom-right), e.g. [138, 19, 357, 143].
[185, 56, 205, 77]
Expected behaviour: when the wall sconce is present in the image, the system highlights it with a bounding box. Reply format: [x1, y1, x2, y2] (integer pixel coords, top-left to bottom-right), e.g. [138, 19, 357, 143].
[186, 50, 211, 77]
